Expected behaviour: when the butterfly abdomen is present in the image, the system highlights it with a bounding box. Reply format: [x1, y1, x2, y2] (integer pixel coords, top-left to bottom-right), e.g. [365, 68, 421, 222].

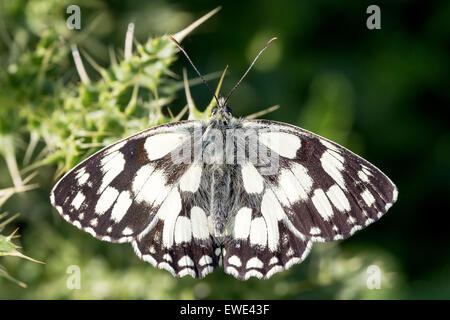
[203, 165, 232, 239]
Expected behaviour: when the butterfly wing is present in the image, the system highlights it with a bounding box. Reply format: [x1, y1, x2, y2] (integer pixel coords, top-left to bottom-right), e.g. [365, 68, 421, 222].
[51, 120, 221, 277]
[222, 119, 397, 279]
[132, 184, 221, 278]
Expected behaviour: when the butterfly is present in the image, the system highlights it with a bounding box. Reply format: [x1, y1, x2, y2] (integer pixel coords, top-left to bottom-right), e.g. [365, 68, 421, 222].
[50, 36, 397, 280]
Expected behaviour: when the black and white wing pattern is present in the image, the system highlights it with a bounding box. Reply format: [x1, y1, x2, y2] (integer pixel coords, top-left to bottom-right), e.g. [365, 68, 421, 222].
[51, 116, 397, 281]
[51, 120, 219, 278]
[221, 119, 397, 280]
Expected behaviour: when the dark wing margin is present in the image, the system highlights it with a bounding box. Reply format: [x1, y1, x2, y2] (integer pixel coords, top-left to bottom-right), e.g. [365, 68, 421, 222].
[221, 119, 397, 280]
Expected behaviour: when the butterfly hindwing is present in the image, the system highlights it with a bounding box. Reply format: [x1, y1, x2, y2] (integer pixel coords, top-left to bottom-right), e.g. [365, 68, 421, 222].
[132, 185, 220, 278]
[223, 182, 312, 280]
[221, 157, 313, 280]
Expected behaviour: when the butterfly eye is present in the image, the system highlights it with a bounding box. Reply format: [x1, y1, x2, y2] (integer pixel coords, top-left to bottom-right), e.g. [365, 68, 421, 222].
[211, 107, 218, 115]
[225, 106, 232, 114]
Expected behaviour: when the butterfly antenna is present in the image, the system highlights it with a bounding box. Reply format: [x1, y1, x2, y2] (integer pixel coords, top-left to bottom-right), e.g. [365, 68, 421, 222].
[168, 36, 221, 107]
[224, 37, 277, 106]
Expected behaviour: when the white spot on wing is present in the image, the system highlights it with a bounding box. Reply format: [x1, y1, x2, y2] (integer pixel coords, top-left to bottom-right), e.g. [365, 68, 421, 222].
[178, 268, 196, 278]
[266, 265, 283, 279]
[358, 170, 370, 183]
[199, 255, 213, 266]
[144, 133, 187, 161]
[226, 266, 239, 277]
[99, 152, 125, 193]
[143, 254, 157, 266]
[290, 163, 313, 195]
[159, 189, 182, 248]
[249, 217, 267, 248]
[95, 187, 119, 215]
[71, 192, 85, 210]
[85, 227, 97, 238]
[110, 191, 132, 223]
[361, 189, 376, 207]
[122, 227, 133, 236]
[178, 255, 194, 267]
[320, 151, 346, 190]
[311, 188, 334, 221]
[261, 190, 282, 251]
[190, 206, 209, 240]
[361, 165, 372, 176]
[246, 257, 263, 269]
[233, 207, 252, 239]
[259, 131, 301, 159]
[163, 254, 172, 262]
[179, 164, 202, 192]
[285, 257, 301, 269]
[274, 186, 290, 207]
[278, 168, 308, 203]
[201, 266, 214, 278]
[174, 216, 192, 244]
[228, 255, 242, 267]
[326, 184, 351, 212]
[73, 221, 81, 229]
[158, 262, 175, 276]
[244, 270, 263, 280]
[261, 190, 285, 220]
[90, 218, 98, 227]
[77, 172, 90, 186]
[132, 165, 155, 194]
[241, 162, 264, 194]
[310, 227, 321, 235]
[269, 257, 279, 265]
[135, 169, 169, 206]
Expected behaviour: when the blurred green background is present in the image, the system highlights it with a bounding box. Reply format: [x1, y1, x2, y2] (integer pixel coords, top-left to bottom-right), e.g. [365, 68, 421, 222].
[0, 0, 449, 299]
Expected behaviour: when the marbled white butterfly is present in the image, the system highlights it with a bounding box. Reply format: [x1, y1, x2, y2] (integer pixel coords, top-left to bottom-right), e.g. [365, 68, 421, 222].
[51, 36, 398, 280]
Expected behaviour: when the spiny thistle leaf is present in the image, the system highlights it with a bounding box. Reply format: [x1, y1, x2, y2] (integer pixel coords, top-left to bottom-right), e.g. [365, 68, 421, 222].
[0, 214, 44, 287]
[0, 221, 43, 264]
[0, 265, 27, 288]
[32, 7, 222, 178]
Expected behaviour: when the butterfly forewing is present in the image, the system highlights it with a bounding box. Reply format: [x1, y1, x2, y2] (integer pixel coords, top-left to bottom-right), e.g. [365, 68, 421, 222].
[51, 121, 200, 243]
[242, 119, 397, 239]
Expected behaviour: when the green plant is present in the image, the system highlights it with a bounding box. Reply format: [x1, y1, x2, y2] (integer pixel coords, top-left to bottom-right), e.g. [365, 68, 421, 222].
[0, 5, 222, 287]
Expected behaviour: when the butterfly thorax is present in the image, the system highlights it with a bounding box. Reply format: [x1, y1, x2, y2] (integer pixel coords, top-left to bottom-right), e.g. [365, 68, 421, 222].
[201, 116, 241, 241]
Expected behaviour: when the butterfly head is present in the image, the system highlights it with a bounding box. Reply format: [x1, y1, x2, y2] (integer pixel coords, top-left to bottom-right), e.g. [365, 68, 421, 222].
[210, 97, 233, 121]
[168, 35, 277, 125]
